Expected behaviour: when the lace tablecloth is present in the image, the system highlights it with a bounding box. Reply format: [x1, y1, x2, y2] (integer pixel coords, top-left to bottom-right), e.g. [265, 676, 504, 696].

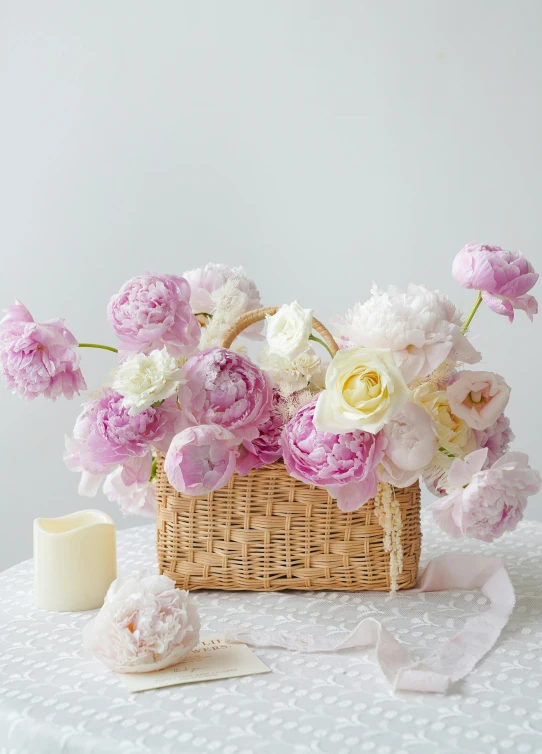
[0, 513, 541, 754]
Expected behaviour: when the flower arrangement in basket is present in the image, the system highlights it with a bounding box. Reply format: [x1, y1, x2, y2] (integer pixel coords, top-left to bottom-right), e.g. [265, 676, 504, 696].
[2, 246, 540, 593]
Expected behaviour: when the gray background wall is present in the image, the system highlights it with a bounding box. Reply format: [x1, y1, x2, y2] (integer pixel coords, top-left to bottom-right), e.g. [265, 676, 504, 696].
[0, 0, 541, 570]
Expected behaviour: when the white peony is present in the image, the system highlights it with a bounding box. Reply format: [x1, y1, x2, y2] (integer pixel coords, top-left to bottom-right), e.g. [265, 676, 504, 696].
[113, 348, 184, 416]
[314, 346, 411, 434]
[332, 284, 481, 384]
[259, 344, 323, 391]
[266, 301, 314, 360]
[83, 572, 200, 673]
[378, 403, 437, 487]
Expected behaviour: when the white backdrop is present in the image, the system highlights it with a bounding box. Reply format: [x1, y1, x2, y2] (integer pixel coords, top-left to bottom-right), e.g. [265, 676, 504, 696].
[0, 0, 541, 570]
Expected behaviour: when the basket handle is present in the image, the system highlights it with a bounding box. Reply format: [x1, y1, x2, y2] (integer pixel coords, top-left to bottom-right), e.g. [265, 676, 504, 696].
[221, 306, 339, 356]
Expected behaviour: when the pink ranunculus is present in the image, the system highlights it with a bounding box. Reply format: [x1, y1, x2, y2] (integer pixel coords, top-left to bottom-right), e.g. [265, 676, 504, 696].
[64, 390, 180, 496]
[453, 244, 539, 322]
[236, 389, 285, 475]
[182, 262, 263, 339]
[429, 448, 541, 542]
[473, 413, 515, 468]
[0, 301, 86, 401]
[379, 403, 437, 488]
[83, 572, 200, 673]
[103, 467, 156, 518]
[282, 397, 387, 511]
[107, 273, 201, 357]
[447, 370, 511, 431]
[164, 424, 239, 496]
[179, 347, 273, 442]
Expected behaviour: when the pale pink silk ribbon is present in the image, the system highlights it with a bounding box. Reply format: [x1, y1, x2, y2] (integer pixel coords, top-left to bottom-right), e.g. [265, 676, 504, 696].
[228, 555, 515, 693]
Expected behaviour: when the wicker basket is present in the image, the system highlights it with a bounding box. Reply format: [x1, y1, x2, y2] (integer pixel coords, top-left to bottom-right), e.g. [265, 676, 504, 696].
[156, 307, 422, 591]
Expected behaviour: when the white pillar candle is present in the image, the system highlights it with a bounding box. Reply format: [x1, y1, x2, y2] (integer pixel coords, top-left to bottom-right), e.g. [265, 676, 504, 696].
[34, 510, 116, 612]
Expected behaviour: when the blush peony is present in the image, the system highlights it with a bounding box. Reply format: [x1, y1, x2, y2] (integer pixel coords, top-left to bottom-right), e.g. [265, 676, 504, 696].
[430, 448, 541, 542]
[453, 243, 538, 322]
[83, 572, 200, 673]
[108, 273, 200, 357]
[473, 413, 514, 468]
[179, 347, 273, 442]
[103, 467, 156, 518]
[282, 397, 387, 511]
[333, 284, 481, 384]
[164, 424, 239, 496]
[0, 301, 86, 401]
[379, 403, 437, 487]
[182, 262, 263, 338]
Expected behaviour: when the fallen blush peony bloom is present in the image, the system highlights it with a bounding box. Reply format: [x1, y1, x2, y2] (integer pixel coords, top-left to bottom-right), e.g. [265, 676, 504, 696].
[83, 572, 200, 673]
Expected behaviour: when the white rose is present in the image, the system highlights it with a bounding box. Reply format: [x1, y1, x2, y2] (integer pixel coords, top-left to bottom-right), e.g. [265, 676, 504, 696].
[259, 344, 322, 391]
[113, 348, 184, 416]
[266, 301, 313, 359]
[314, 346, 411, 434]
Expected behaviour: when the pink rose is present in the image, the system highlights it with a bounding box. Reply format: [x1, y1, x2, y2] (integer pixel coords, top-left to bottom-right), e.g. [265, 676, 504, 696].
[164, 424, 239, 496]
[282, 397, 387, 511]
[179, 347, 273, 442]
[0, 300, 86, 401]
[429, 448, 541, 542]
[447, 371, 510, 431]
[453, 244, 538, 322]
[108, 273, 201, 357]
[379, 403, 437, 487]
[83, 572, 200, 673]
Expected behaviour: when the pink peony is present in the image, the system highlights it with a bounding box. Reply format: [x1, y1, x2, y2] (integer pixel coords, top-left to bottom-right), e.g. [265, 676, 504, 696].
[164, 424, 239, 496]
[103, 467, 156, 518]
[473, 413, 515, 468]
[332, 284, 481, 384]
[453, 244, 539, 322]
[447, 370, 511, 431]
[64, 390, 180, 496]
[0, 301, 86, 401]
[107, 273, 201, 357]
[237, 389, 285, 475]
[379, 403, 437, 487]
[83, 572, 200, 673]
[179, 347, 273, 442]
[282, 397, 387, 511]
[430, 448, 541, 542]
[182, 262, 262, 338]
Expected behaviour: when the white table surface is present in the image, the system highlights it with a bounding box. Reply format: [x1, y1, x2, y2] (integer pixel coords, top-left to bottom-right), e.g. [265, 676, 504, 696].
[0, 512, 541, 754]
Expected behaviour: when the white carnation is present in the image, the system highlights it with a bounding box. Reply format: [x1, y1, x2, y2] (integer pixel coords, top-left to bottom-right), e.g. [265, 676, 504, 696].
[113, 348, 184, 416]
[333, 284, 481, 384]
[266, 301, 313, 360]
[259, 344, 322, 391]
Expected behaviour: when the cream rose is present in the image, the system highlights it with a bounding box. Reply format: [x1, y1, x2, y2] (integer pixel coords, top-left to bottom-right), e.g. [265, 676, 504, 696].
[446, 371, 511, 431]
[314, 347, 411, 434]
[266, 301, 313, 360]
[413, 382, 476, 457]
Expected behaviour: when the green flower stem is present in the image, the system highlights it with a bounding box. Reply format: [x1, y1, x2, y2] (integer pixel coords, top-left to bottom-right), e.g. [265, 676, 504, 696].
[309, 333, 334, 359]
[195, 312, 213, 319]
[78, 343, 119, 353]
[461, 291, 483, 334]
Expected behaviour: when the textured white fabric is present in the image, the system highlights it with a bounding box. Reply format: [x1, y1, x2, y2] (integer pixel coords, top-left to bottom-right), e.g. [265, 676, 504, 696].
[0, 513, 541, 754]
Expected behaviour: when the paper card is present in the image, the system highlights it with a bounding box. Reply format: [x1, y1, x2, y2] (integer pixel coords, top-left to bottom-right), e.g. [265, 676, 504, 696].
[118, 634, 271, 693]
